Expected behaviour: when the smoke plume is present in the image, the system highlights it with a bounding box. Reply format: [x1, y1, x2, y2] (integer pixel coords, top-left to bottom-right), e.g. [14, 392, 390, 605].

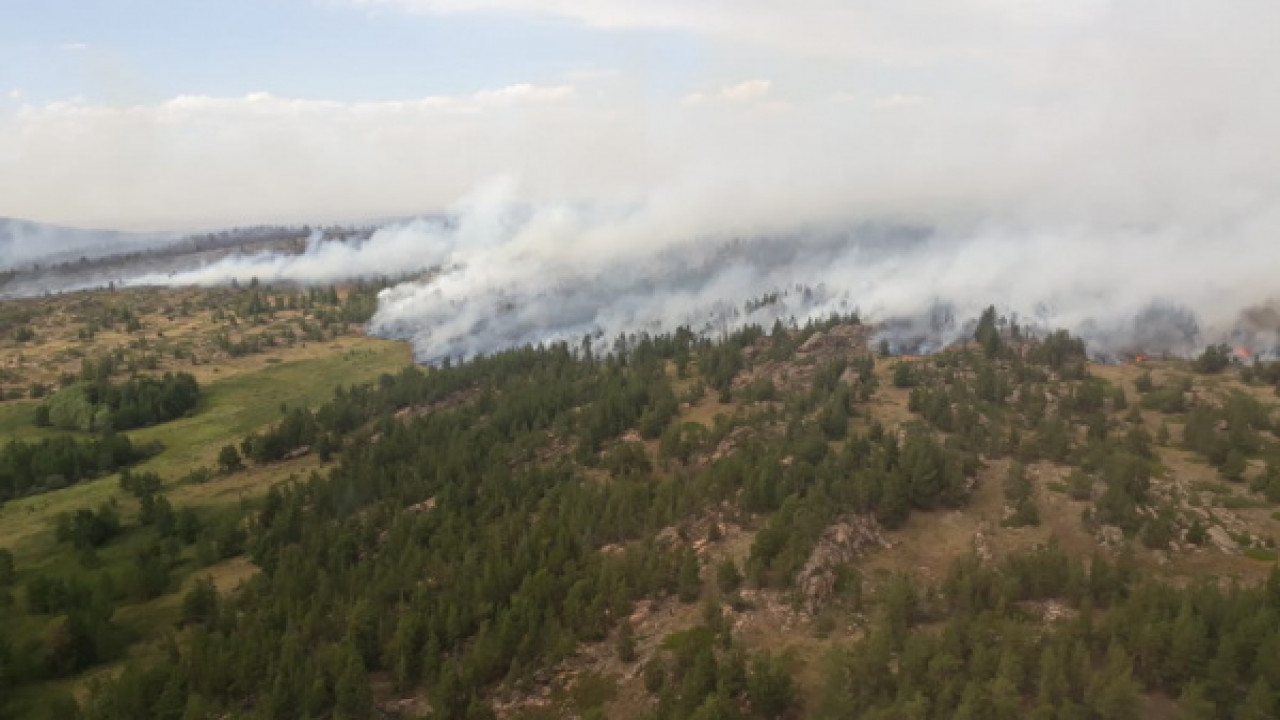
[125, 174, 1280, 362]
[9, 1, 1280, 361]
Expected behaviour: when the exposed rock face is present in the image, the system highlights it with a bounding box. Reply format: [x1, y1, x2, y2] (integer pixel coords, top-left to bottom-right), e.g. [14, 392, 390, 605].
[1207, 526, 1240, 554]
[735, 324, 871, 395]
[1095, 525, 1126, 550]
[796, 324, 869, 360]
[707, 427, 755, 464]
[797, 515, 891, 613]
[408, 496, 437, 514]
[393, 388, 475, 423]
[838, 367, 863, 386]
[972, 522, 995, 563]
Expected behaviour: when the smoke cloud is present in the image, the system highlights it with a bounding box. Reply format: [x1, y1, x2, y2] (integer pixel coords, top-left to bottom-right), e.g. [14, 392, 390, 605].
[357, 206, 1280, 362]
[8, 1, 1280, 361]
[0, 218, 176, 271]
[127, 174, 1280, 362]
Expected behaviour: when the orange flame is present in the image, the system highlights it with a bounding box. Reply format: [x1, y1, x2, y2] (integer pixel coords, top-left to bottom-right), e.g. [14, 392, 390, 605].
[1233, 346, 1250, 360]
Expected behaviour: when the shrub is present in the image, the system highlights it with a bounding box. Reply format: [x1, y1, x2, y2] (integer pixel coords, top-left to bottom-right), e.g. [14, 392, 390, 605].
[182, 577, 219, 624]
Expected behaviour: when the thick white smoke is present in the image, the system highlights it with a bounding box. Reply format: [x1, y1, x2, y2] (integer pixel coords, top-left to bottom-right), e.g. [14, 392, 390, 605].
[121, 179, 525, 288]
[16, 0, 1280, 360]
[363, 199, 1280, 362]
[125, 171, 1280, 361]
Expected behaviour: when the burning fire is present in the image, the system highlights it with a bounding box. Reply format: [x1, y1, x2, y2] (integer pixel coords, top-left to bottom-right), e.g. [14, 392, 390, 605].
[1233, 346, 1251, 360]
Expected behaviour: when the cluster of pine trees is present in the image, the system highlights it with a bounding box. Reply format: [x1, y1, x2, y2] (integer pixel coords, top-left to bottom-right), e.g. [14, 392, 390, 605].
[36, 372, 200, 432]
[900, 323, 1178, 542]
[818, 543, 1280, 720]
[0, 433, 141, 501]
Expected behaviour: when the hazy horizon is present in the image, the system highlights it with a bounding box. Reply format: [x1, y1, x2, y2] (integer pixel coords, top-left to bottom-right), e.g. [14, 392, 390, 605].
[3, 1, 1276, 232]
[5, 1, 1279, 361]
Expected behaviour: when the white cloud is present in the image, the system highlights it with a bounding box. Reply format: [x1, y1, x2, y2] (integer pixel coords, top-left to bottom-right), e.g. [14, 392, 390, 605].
[59, 42, 89, 51]
[0, 86, 590, 229]
[472, 83, 575, 104]
[683, 80, 771, 106]
[873, 94, 927, 110]
[2, 0, 1277, 242]
[713, 80, 770, 102]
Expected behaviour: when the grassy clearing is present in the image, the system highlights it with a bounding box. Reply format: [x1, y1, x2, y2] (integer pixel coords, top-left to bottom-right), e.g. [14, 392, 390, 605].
[0, 335, 409, 574]
[0, 400, 68, 442]
[680, 389, 735, 429]
[130, 337, 410, 478]
[1243, 547, 1279, 562]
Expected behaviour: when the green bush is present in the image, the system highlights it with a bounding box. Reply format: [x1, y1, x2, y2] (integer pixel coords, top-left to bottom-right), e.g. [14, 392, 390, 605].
[1243, 547, 1278, 562]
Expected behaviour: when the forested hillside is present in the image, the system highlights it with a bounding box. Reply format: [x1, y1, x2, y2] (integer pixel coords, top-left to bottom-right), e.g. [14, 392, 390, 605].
[2, 295, 1279, 720]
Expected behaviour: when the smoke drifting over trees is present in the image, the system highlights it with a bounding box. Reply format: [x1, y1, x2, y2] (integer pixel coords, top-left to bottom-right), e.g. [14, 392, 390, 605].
[117, 174, 1280, 362]
[7, 1, 1280, 360]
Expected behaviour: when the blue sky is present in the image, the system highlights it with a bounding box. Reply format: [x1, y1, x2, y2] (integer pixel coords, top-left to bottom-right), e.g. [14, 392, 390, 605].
[0, 0, 711, 104]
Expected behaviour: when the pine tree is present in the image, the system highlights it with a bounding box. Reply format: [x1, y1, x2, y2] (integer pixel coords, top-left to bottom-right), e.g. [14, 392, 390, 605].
[465, 696, 496, 720]
[1168, 602, 1208, 683]
[975, 306, 1003, 358]
[877, 471, 910, 529]
[1176, 681, 1217, 720]
[389, 612, 424, 691]
[689, 693, 739, 720]
[334, 645, 372, 720]
[677, 549, 702, 603]
[1235, 677, 1275, 720]
[0, 548, 13, 586]
[217, 444, 244, 474]
[989, 675, 1020, 720]
[1206, 633, 1241, 709]
[717, 559, 743, 594]
[747, 652, 796, 720]
[434, 663, 469, 720]
[617, 619, 637, 663]
[1089, 643, 1140, 720]
[1253, 629, 1280, 690]
[1038, 645, 1069, 708]
[953, 680, 991, 720]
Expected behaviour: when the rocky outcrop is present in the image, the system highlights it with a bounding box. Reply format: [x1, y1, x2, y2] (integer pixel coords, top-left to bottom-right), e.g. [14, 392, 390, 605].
[1206, 525, 1240, 554]
[734, 323, 871, 396]
[1096, 525, 1125, 549]
[393, 388, 475, 423]
[796, 324, 869, 360]
[797, 515, 891, 613]
[972, 521, 995, 562]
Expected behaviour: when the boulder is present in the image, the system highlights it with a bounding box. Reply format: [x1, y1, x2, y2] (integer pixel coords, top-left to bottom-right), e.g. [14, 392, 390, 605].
[1207, 526, 1240, 554]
